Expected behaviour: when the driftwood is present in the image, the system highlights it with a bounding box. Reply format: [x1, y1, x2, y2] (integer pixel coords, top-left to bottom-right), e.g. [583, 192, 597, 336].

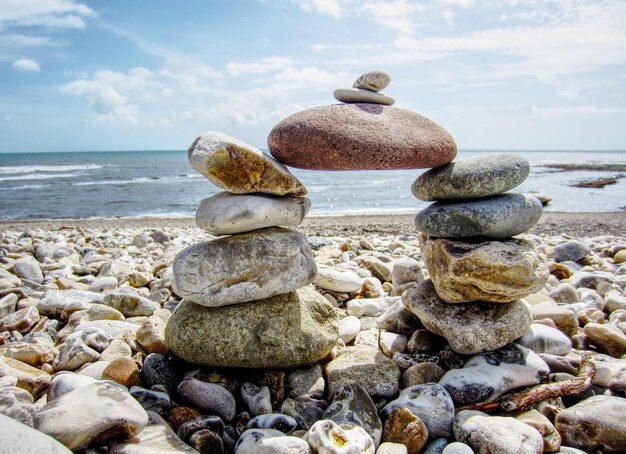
[457, 352, 595, 413]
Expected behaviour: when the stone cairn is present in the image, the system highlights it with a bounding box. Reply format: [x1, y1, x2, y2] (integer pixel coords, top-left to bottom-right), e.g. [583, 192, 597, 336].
[164, 70, 555, 452]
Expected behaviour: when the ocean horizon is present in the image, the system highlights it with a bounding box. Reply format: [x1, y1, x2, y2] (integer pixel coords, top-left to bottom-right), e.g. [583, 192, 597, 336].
[1, 149, 625, 220]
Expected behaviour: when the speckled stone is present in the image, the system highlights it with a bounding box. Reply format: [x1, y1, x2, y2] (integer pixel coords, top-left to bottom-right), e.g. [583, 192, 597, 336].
[412, 154, 530, 201]
[236, 428, 311, 454]
[382, 407, 429, 454]
[188, 131, 306, 196]
[402, 280, 533, 354]
[0, 413, 72, 454]
[353, 70, 390, 92]
[304, 420, 375, 453]
[172, 227, 316, 307]
[555, 395, 626, 452]
[166, 286, 338, 368]
[267, 104, 456, 170]
[420, 235, 548, 303]
[415, 193, 543, 239]
[177, 378, 236, 421]
[0, 356, 51, 398]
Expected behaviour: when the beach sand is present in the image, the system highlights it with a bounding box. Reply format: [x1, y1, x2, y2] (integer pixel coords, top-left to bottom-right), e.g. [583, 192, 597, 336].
[1, 211, 624, 237]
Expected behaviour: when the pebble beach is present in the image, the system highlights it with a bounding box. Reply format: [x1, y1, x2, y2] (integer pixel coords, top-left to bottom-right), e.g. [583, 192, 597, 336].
[1, 69, 626, 454]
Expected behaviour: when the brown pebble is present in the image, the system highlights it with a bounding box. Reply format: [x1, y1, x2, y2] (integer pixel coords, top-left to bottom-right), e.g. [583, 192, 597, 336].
[101, 357, 142, 388]
[167, 406, 201, 431]
[190, 428, 224, 454]
[578, 308, 605, 325]
[401, 362, 445, 388]
[382, 407, 428, 454]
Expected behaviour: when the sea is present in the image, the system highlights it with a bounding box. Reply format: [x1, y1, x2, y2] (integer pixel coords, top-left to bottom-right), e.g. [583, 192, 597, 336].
[0, 150, 624, 220]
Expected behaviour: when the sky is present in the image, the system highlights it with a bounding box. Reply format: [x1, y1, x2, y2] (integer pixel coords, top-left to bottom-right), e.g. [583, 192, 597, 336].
[0, 0, 625, 153]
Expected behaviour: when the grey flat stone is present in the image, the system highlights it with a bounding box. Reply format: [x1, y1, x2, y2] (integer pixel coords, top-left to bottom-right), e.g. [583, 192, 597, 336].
[415, 193, 542, 238]
[412, 154, 530, 201]
[334, 88, 395, 105]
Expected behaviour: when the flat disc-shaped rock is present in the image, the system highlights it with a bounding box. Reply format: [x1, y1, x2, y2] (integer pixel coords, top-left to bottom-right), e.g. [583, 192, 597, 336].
[334, 88, 395, 105]
[267, 104, 457, 170]
[188, 131, 306, 196]
[402, 280, 533, 354]
[420, 235, 548, 303]
[415, 193, 542, 239]
[412, 154, 530, 201]
[165, 286, 338, 368]
[196, 192, 310, 235]
[172, 227, 316, 306]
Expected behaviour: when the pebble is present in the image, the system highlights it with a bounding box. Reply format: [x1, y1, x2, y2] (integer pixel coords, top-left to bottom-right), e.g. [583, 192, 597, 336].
[325, 346, 400, 398]
[553, 240, 592, 263]
[47, 373, 97, 401]
[379, 331, 408, 357]
[439, 343, 549, 405]
[241, 382, 273, 416]
[135, 315, 168, 354]
[172, 227, 316, 306]
[382, 407, 429, 454]
[352, 69, 390, 91]
[33, 381, 149, 450]
[247, 413, 297, 433]
[280, 396, 327, 430]
[391, 257, 424, 295]
[401, 362, 445, 388]
[377, 442, 409, 454]
[102, 357, 142, 387]
[583, 322, 626, 357]
[0, 355, 51, 398]
[12, 258, 44, 284]
[415, 193, 543, 238]
[176, 378, 237, 421]
[528, 300, 579, 337]
[412, 154, 530, 201]
[268, 104, 457, 170]
[287, 364, 325, 399]
[314, 265, 363, 293]
[403, 280, 533, 354]
[140, 353, 181, 390]
[100, 338, 133, 361]
[109, 411, 197, 454]
[323, 382, 383, 446]
[555, 395, 626, 451]
[102, 291, 160, 317]
[89, 275, 119, 293]
[236, 428, 311, 454]
[190, 429, 225, 453]
[0, 412, 72, 453]
[454, 410, 543, 454]
[338, 315, 361, 343]
[304, 419, 375, 453]
[0, 385, 36, 426]
[0, 306, 40, 333]
[165, 286, 338, 368]
[187, 130, 306, 196]
[0, 293, 18, 317]
[37, 289, 102, 318]
[177, 415, 224, 441]
[421, 235, 548, 303]
[196, 192, 311, 235]
[441, 442, 473, 453]
[516, 323, 572, 355]
[334, 88, 396, 105]
[381, 383, 455, 438]
[516, 409, 561, 452]
[130, 386, 171, 415]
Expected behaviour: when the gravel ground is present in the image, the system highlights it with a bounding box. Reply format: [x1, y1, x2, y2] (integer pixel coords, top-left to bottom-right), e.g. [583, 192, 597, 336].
[1, 212, 624, 238]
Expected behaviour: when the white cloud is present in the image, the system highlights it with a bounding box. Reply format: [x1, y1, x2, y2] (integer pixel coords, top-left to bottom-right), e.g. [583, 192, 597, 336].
[292, 0, 345, 17]
[226, 57, 296, 77]
[0, 0, 95, 28]
[360, 0, 427, 34]
[12, 58, 40, 72]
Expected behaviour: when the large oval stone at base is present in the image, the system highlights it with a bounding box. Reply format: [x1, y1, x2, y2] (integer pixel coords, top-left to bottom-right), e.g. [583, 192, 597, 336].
[267, 104, 456, 170]
[165, 286, 339, 368]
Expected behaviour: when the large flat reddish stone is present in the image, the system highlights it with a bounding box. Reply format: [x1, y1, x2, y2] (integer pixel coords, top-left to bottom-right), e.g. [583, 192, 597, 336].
[267, 104, 457, 170]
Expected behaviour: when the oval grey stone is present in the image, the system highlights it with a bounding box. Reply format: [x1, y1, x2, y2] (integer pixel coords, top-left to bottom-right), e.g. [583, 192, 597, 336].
[353, 70, 390, 92]
[334, 88, 395, 106]
[196, 192, 310, 235]
[165, 286, 338, 368]
[172, 227, 316, 306]
[412, 154, 530, 201]
[415, 193, 542, 238]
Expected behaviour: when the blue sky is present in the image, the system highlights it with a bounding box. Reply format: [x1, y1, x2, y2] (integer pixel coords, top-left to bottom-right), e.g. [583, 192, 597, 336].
[1, 0, 625, 152]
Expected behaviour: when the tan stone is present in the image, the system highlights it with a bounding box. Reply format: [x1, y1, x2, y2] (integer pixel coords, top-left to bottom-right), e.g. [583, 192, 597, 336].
[382, 407, 428, 454]
[420, 235, 548, 303]
[3, 341, 55, 367]
[516, 409, 561, 452]
[529, 301, 578, 337]
[101, 357, 142, 388]
[613, 249, 626, 264]
[0, 356, 51, 398]
[136, 316, 168, 354]
[583, 322, 626, 357]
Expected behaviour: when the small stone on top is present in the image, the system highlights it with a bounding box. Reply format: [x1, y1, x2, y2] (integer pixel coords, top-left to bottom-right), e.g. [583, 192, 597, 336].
[353, 70, 391, 92]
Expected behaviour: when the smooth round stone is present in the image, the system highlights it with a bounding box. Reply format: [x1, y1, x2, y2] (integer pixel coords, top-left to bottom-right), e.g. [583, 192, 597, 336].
[0, 413, 72, 454]
[334, 88, 395, 105]
[172, 227, 316, 307]
[141, 353, 182, 390]
[33, 381, 149, 450]
[247, 413, 297, 433]
[241, 382, 272, 416]
[279, 396, 327, 431]
[236, 428, 310, 454]
[324, 382, 383, 446]
[553, 240, 591, 263]
[177, 378, 236, 421]
[516, 409, 561, 452]
[188, 131, 306, 196]
[47, 373, 98, 401]
[129, 386, 171, 416]
[177, 415, 224, 442]
[314, 265, 363, 293]
[439, 344, 549, 406]
[304, 420, 375, 453]
[382, 407, 429, 454]
[165, 286, 338, 368]
[412, 154, 530, 201]
[196, 192, 311, 235]
[402, 280, 533, 355]
[415, 193, 543, 239]
[454, 410, 544, 454]
[0, 386, 36, 426]
[441, 442, 473, 454]
[268, 104, 457, 170]
[353, 70, 390, 92]
[338, 315, 361, 343]
[420, 235, 548, 303]
[0, 356, 51, 399]
[555, 395, 626, 452]
[381, 384, 455, 439]
[12, 258, 44, 284]
[38, 290, 103, 318]
[583, 322, 626, 357]
[516, 323, 572, 356]
[287, 365, 325, 399]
